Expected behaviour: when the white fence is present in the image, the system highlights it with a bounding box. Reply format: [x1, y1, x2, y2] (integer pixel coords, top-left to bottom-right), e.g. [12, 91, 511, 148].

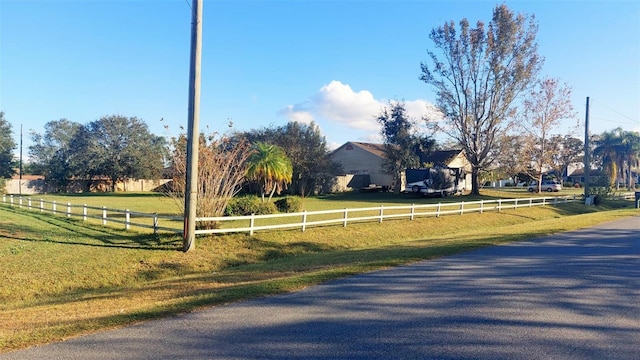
[1, 194, 182, 234]
[195, 195, 581, 235]
[2, 194, 597, 237]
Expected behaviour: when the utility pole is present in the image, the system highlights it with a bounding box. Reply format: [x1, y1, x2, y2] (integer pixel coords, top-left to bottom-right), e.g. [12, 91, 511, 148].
[183, 0, 203, 252]
[583, 97, 590, 198]
[19, 124, 23, 195]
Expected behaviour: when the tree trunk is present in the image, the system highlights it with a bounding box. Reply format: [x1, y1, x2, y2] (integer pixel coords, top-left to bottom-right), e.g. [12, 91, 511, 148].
[537, 174, 543, 194]
[471, 168, 480, 195]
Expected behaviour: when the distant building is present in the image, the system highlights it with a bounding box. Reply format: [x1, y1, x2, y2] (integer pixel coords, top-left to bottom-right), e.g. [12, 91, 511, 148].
[328, 141, 472, 193]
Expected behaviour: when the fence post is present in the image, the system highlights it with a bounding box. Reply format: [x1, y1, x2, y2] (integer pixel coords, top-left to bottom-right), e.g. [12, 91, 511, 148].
[10, 195, 14, 206]
[529, 198, 533, 207]
[153, 213, 158, 234]
[460, 202, 464, 215]
[498, 199, 501, 213]
[480, 199, 484, 214]
[83, 204, 87, 221]
[379, 205, 384, 223]
[40, 199, 44, 212]
[343, 209, 348, 227]
[28, 198, 32, 210]
[102, 206, 107, 225]
[554, 197, 558, 205]
[19, 196, 23, 208]
[250, 213, 255, 236]
[410, 204, 415, 220]
[514, 198, 518, 209]
[542, 198, 546, 206]
[67, 202, 71, 217]
[125, 209, 130, 230]
[302, 210, 307, 232]
[52, 201, 57, 215]
[2, 194, 5, 203]
[436, 203, 441, 218]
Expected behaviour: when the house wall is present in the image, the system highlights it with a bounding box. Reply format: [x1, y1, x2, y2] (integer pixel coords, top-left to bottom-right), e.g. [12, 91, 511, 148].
[329, 144, 393, 189]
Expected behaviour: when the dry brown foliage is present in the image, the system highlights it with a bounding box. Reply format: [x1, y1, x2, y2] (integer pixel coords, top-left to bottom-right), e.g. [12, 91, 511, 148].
[167, 132, 253, 220]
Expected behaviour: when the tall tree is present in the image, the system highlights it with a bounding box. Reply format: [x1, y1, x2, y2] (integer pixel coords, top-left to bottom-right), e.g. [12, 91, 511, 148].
[246, 142, 293, 202]
[79, 115, 166, 191]
[520, 78, 575, 192]
[420, 4, 542, 195]
[0, 112, 17, 178]
[377, 101, 436, 192]
[29, 119, 82, 188]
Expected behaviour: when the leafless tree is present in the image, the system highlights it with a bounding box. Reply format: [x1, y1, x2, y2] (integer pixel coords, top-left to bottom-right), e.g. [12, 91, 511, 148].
[520, 78, 576, 192]
[167, 131, 253, 223]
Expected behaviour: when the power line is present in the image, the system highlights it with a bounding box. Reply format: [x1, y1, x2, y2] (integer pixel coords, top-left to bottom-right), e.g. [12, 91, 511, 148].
[590, 116, 640, 127]
[591, 99, 639, 124]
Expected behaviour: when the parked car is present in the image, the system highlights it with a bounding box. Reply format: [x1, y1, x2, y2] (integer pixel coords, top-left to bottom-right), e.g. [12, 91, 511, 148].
[528, 180, 562, 192]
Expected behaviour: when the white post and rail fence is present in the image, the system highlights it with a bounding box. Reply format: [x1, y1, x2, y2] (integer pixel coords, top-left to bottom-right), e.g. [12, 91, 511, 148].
[6, 193, 634, 237]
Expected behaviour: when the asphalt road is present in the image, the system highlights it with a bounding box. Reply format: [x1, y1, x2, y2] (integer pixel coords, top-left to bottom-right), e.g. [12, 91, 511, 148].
[3, 216, 639, 360]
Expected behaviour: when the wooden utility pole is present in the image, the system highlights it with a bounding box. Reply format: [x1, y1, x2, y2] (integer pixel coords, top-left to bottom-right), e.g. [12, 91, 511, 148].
[19, 124, 23, 195]
[183, 0, 203, 252]
[584, 97, 590, 198]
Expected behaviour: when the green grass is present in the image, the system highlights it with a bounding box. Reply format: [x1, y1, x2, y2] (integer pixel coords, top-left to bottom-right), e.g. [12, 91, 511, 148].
[1, 190, 638, 352]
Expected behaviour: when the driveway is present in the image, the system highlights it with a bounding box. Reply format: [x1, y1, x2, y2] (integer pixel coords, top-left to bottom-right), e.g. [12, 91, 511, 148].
[2, 216, 639, 359]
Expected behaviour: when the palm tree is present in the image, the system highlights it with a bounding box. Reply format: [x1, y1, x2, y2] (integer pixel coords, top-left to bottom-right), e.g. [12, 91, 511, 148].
[621, 131, 640, 189]
[246, 142, 293, 202]
[593, 129, 623, 188]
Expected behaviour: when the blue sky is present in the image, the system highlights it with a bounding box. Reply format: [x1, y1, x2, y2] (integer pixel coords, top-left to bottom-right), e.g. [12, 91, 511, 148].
[1, 0, 639, 159]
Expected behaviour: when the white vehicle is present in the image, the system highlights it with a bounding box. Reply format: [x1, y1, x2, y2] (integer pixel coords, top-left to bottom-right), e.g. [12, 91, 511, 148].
[405, 166, 464, 197]
[528, 180, 562, 192]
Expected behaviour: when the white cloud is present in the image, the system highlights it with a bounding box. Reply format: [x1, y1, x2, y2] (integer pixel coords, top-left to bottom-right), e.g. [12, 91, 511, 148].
[405, 99, 444, 123]
[279, 80, 383, 131]
[278, 105, 315, 125]
[279, 80, 442, 144]
[312, 81, 383, 131]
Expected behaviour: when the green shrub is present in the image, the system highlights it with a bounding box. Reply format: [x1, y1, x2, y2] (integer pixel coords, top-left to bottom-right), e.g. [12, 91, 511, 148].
[225, 196, 278, 216]
[274, 196, 303, 213]
[255, 201, 278, 215]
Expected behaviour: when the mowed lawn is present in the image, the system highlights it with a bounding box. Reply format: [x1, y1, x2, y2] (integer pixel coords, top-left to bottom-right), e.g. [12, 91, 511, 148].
[1, 189, 638, 352]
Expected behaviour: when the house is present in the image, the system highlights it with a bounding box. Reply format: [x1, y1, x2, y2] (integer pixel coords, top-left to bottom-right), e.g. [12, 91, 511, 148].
[328, 142, 472, 193]
[328, 142, 393, 192]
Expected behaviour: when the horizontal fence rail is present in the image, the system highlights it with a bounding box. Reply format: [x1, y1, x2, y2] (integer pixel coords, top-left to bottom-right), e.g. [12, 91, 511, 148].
[5, 193, 634, 237]
[1, 195, 182, 234]
[194, 195, 581, 236]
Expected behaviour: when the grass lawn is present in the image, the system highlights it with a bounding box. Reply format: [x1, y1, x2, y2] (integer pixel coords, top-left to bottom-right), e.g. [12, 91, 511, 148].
[1, 189, 638, 352]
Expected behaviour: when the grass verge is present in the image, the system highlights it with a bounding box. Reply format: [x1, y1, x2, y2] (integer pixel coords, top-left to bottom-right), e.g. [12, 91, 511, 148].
[1, 193, 638, 352]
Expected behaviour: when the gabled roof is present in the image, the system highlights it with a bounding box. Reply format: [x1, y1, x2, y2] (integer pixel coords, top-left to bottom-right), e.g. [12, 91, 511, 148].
[329, 141, 387, 159]
[331, 142, 465, 167]
[421, 149, 464, 166]
[349, 142, 387, 158]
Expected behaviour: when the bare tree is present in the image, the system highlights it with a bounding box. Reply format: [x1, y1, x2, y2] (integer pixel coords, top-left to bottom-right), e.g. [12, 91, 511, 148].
[420, 4, 542, 195]
[520, 78, 575, 192]
[168, 131, 253, 224]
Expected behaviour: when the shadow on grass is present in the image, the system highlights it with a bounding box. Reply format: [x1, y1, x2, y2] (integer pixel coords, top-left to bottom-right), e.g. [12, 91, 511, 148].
[1, 206, 182, 250]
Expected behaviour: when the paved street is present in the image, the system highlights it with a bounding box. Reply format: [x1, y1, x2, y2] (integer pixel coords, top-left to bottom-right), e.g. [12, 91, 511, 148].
[3, 216, 639, 359]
